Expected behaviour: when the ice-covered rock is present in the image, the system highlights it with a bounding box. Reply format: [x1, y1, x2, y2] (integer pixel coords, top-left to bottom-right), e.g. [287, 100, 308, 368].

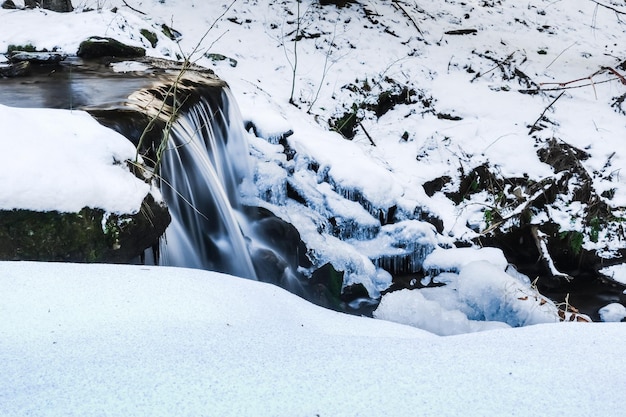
[374, 260, 560, 335]
[599, 303, 626, 322]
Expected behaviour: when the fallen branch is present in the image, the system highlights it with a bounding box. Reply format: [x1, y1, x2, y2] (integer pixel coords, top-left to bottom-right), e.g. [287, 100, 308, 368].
[590, 0, 626, 15]
[391, 0, 423, 36]
[519, 76, 618, 93]
[481, 181, 555, 235]
[541, 66, 624, 88]
[358, 122, 376, 147]
[444, 29, 477, 35]
[122, 0, 146, 15]
[603, 66, 626, 85]
[528, 91, 564, 134]
[531, 226, 572, 282]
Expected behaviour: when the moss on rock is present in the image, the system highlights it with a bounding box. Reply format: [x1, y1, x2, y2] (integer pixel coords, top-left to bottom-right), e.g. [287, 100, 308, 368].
[77, 36, 146, 59]
[0, 194, 170, 263]
[140, 29, 158, 48]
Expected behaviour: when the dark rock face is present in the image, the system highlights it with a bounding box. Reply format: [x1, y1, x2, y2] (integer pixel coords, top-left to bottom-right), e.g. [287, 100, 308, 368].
[318, 0, 356, 7]
[0, 61, 30, 77]
[0, 194, 170, 264]
[23, 0, 73, 12]
[77, 36, 146, 59]
[42, 0, 73, 12]
[1, 0, 16, 9]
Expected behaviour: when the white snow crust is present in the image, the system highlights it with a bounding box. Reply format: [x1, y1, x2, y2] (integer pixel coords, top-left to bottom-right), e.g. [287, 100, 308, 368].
[1, 261, 625, 417]
[0, 104, 149, 213]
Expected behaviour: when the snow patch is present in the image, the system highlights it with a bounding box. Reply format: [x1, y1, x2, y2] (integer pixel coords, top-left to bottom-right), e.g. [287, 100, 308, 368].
[0, 105, 149, 213]
[599, 303, 626, 322]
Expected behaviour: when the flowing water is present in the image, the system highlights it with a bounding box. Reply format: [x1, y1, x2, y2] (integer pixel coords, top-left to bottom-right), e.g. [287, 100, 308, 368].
[0, 59, 261, 279]
[3, 58, 624, 319]
[152, 89, 258, 278]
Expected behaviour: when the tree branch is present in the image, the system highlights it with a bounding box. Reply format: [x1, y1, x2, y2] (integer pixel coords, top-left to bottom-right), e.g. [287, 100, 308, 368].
[122, 0, 146, 15]
[590, 0, 626, 15]
[391, 0, 423, 36]
[528, 92, 564, 134]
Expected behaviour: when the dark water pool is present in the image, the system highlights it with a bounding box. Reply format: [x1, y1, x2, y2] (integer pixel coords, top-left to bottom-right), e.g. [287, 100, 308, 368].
[0, 58, 166, 109]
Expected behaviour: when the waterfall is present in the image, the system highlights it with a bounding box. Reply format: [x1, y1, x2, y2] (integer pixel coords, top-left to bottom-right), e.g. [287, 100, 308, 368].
[127, 72, 258, 279]
[158, 89, 257, 279]
[87, 68, 311, 299]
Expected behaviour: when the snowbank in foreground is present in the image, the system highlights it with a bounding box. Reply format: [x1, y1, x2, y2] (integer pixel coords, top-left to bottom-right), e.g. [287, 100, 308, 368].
[1, 262, 624, 417]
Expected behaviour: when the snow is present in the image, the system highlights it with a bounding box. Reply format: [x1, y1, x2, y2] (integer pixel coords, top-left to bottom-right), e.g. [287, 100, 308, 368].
[375, 260, 560, 335]
[599, 302, 626, 322]
[0, 104, 150, 213]
[600, 263, 626, 287]
[1, 261, 626, 416]
[423, 246, 509, 274]
[1, 2, 626, 413]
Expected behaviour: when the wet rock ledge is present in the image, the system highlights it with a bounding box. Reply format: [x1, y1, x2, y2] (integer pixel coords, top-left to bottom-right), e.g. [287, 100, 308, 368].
[0, 194, 169, 263]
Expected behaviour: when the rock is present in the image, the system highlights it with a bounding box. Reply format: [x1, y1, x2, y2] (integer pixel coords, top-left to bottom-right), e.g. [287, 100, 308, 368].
[140, 29, 158, 48]
[161, 24, 182, 41]
[599, 303, 626, 322]
[8, 51, 67, 64]
[0, 194, 170, 263]
[1, 0, 16, 9]
[0, 61, 30, 77]
[246, 206, 311, 271]
[22, 0, 73, 12]
[205, 53, 238, 68]
[319, 0, 356, 7]
[43, 0, 73, 12]
[77, 36, 146, 59]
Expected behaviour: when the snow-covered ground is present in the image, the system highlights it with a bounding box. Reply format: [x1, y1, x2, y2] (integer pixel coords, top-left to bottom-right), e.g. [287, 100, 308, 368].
[2, 261, 625, 417]
[1, 1, 626, 413]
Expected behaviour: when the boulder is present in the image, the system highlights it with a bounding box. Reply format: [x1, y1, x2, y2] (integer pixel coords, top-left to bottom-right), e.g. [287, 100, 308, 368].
[77, 36, 146, 59]
[43, 0, 73, 12]
[1, 0, 16, 9]
[23, 0, 73, 12]
[0, 194, 170, 264]
[8, 51, 67, 64]
[0, 61, 30, 77]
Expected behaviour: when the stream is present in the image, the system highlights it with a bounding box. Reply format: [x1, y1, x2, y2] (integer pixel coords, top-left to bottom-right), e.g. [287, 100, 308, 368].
[2, 57, 625, 321]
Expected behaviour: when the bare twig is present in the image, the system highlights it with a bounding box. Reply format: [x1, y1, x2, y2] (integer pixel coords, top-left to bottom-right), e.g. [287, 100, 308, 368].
[307, 20, 337, 113]
[122, 0, 146, 15]
[531, 226, 573, 281]
[391, 0, 423, 36]
[528, 92, 564, 134]
[358, 122, 376, 146]
[545, 42, 577, 70]
[289, 0, 302, 105]
[135, 0, 237, 165]
[185, 0, 237, 62]
[470, 51, 516, 82]
[590, 0, 626, 15]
